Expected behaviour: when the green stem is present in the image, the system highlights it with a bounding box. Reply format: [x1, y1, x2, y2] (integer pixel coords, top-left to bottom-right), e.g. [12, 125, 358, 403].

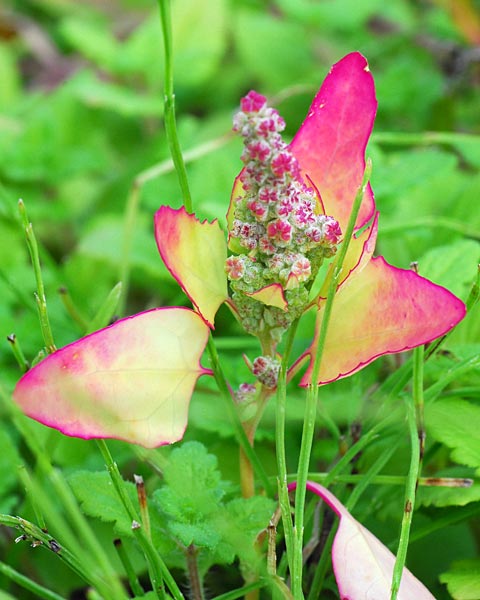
[96, 440, 184, 600]
[0, 514, 98, 588]
[0, 559, 66, 600]
[291, 161, 372, 598]
[213, 581, 266, 600]
[6, 333, 29, 372]
[390, 345, 424, 600]
[18, 199, 56, 353]
[58, 287, 89, 332]
[276, 322, 299, 579]
[1, 387, 124, 599]
[297, 473, 473, 488]
[114, 539, 145, 597]
[206, 335, 274, 496]
[156, 0, 192, 211]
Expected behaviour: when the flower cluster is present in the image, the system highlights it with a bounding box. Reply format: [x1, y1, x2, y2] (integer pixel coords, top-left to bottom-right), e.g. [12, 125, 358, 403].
[228, 90, 341, 295]
[226, 92, 342, 341]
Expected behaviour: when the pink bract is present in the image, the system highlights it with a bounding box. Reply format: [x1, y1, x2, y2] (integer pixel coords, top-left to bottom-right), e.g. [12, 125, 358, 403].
[288, 481, 436, 599]
[14, 308, 211, 448]
[156, 52, 465, 384]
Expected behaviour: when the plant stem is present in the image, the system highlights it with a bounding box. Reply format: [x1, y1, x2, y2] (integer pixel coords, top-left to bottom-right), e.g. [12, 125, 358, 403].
[6, 333, 29, 372]
[0, 559, 67, 600]
[0, 514, 98, 588]
[156, 0, 192, 211]
[291, 161, 372, 598]
[390, 345, 424, 600]
[186, 545, 205, 600]
[18, 199, 56, 353]
[114, 539, 145, 597]
[96, 440, 184, 600]
[206, 335, 274, 496]
[276, 322, 299, 578]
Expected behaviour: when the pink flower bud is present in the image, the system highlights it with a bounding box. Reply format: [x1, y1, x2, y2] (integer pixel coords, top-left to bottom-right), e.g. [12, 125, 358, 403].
[240, 90, 267, 113]
[225, 256, 246, 280]
[267, 219, 293, 243]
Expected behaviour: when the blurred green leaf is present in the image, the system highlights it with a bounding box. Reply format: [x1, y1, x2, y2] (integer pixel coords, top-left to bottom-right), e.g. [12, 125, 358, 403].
[440, 559, 480, 600]
[426, 399, 480, 470]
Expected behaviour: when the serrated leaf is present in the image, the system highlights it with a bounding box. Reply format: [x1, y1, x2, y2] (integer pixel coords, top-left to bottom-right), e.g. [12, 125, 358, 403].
[440, 559, 480, 600]
[221, 496, 275, 566]
[426, 399, 480, 470]
[153, 442, 225, 524]
[68, 470, 137, 537]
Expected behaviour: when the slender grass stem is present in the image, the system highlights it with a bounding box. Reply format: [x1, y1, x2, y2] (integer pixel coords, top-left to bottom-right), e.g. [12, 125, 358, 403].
[0, 514, 98, 589]
[0, 559, 67, 600]
[114, 539, 145, 597]
[96, 440, 184, 600]
[1, 387, 124, 599]
[156, 0, 192, 211]
[276, 321, 299, 578]
[7, 333, 29, 372]
[291, 161, 372, 598]
[206, 335, 274, 496]
[390, 345, 424, 600]
[18, 199, 56, 353]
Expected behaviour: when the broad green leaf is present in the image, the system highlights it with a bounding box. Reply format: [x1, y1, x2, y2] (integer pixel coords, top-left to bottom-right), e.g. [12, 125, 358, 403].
[59, 17, 119, 71]
[68, 71, 162, 117]
[233, 7, 314, 91]
[289, 482, 435, 599]
[426, 399, 480, 470]
[14, 308, 211, 448]
[419, 240, 480, 299]
[122, 0, 227, 88]
[155, 206, 228, 328]
[440, 559, 480, 600]
[68, 470, 180, 560]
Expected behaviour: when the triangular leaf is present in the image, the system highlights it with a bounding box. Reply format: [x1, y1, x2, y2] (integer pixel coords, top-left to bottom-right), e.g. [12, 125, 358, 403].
[155, 206, 228, 327]
[298, 256, 465, 384]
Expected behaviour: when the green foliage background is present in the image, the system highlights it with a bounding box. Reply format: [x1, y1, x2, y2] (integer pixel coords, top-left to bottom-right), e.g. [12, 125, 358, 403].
[0, 0, 479, 598]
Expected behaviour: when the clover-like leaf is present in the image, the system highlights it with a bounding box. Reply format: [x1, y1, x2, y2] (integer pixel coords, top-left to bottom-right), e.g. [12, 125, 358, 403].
[155, 206, 228, 328]
[289, 481, 436, 599]
[14, 308, 211, 448]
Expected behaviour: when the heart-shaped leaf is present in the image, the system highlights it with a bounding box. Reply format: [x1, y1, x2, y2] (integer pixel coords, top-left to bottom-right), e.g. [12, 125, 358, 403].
[14, 308, 211, 448]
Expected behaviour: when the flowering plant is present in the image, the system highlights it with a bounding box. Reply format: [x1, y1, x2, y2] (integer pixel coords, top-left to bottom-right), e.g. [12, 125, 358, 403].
[11, 50, 469, 600]
[14, 53, 464, 447]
